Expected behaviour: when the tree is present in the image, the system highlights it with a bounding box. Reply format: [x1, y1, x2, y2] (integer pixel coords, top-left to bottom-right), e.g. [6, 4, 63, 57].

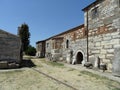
[25, 45, 36, 56]
[18, 23, 30, 53]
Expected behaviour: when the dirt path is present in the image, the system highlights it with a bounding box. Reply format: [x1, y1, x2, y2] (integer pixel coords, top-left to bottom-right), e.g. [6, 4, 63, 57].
[0, 58, 120, 90]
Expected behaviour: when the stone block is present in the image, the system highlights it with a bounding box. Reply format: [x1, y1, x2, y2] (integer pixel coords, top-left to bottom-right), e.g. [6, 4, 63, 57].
[110, 39, 119, 44]
[112, 35, 120, 39]
[89, 55, 95, 65]
[107, 49, 114, 54]
[99, 54, 106, 58]
[103, 36, 112, 41]
[106, 54, 114, 59]
[113, 44, 120, 48]
[95, 42, 101, 46]
[91, 50, 100, 54]
[104, 45, 113, 49]
[0, 61, 8, 69]
[112, 47, 120, 76]
[100, 50, 107, 54]
[101, 41, 111, 45]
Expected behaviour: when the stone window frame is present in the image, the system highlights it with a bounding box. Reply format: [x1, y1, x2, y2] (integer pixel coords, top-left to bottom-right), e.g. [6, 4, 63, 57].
[91, 7, 99, 19]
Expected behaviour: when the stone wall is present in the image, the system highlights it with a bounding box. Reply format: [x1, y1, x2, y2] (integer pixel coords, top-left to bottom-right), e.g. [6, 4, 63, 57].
[0, 29, 22, 64]
[36, 0, 120, 72]
[61, 25, 87, 64]
[84, 0, 120, 71]
[36, 41, 46, 58]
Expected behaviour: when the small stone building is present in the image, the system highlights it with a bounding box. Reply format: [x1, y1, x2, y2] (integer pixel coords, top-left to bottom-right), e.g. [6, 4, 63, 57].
[0, 29, 22, 68]
[36, 40, 46, 58]
[36, 0, 120, 72]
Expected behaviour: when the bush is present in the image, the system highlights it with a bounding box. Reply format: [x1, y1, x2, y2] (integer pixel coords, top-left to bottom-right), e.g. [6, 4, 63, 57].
[25, 45, 36, 56]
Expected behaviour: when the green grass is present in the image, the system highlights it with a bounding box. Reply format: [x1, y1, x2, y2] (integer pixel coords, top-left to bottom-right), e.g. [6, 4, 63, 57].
[48, 61, 64, 67]
[112, 88, 120, 90]
[40, 59, 64, 67]
[80, 71, 108, 80]
[80, 71, 120, 90]
[67, 68, 76, 71]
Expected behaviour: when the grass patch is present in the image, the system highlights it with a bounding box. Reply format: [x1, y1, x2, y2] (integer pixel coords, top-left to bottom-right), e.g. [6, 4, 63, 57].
[67, 68, 76, 71]
[80, 71, 108, 80]
[48, 61, 64, 67]
[40, 59, 64, 67]
[112, 88, 120, 90]
[80, 71, 120, 90]
[78, 74, 81, 76]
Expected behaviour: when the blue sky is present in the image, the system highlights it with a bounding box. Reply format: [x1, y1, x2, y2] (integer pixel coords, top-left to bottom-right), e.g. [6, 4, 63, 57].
[0, 0, 95, 47]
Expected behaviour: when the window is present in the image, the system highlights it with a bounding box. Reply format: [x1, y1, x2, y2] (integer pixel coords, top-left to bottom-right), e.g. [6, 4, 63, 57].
[66, 40, 69, 48]
[46, 43, 49, 48]
[91, 7, 99, 19]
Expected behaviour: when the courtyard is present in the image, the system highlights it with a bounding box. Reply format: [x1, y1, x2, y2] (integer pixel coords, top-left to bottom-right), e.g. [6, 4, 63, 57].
[0, 57, 120, 90]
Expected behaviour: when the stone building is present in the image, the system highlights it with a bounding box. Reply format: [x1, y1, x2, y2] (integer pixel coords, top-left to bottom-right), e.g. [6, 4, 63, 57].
[0, 29, 22, 68]
[36, 0, 120, 72]
[82, 0, 120, 71]
[36, 40, 46, 58]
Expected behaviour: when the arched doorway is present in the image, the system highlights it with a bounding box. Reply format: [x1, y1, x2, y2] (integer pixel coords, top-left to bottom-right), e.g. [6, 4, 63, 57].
[76, 52, 83, 64]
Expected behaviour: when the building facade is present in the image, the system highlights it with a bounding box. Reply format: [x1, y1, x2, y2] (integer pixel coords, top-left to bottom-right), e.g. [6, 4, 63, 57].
[83, 0, 120, 71]
[36, 0, 120, 72]
[0, 29, 22, 68]
[36, 40, 46, 58]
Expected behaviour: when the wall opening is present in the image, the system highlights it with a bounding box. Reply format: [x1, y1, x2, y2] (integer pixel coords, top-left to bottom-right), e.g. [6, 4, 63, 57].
[66, 40, 69, 48]
[76, 52, 83, 64]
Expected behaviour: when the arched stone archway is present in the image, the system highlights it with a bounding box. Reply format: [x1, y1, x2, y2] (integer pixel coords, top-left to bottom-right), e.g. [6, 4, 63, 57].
[76, 52, 83, 64]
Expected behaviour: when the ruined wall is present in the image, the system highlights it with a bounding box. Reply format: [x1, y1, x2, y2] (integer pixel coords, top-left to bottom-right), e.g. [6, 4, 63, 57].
[0, 29, 21, 63]
[84, 0, 120, 71]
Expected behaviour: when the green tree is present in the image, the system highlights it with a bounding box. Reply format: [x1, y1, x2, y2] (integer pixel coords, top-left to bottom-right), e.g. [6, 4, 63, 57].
[18, 23, 30, 53]
[25, 45, 36, 56]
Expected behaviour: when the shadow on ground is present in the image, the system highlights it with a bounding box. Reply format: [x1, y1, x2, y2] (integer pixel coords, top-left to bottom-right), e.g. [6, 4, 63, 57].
[20, 59, 36, 68]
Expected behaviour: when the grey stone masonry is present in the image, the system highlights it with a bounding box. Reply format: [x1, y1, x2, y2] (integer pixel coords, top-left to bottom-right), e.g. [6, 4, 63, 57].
[113, 47, 120, 76]
[36, 0, 120, 73]
[84, 0, 120, 71]
[0, 29, 22, 67]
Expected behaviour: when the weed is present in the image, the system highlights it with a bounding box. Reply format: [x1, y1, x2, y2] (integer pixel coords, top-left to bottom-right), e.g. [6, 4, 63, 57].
[41, 59, 64, 67]
[80, 71, 120, 90]
[48, 62, 64, 67]
[78, 74, 81, 76]
[67, 68, 75, 71]
[80, 71, 108, 80]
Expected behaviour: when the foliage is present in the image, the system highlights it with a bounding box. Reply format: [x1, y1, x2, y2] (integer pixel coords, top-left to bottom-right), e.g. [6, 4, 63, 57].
[18, 23, 30, 52]
[25, 45, 36, 56]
